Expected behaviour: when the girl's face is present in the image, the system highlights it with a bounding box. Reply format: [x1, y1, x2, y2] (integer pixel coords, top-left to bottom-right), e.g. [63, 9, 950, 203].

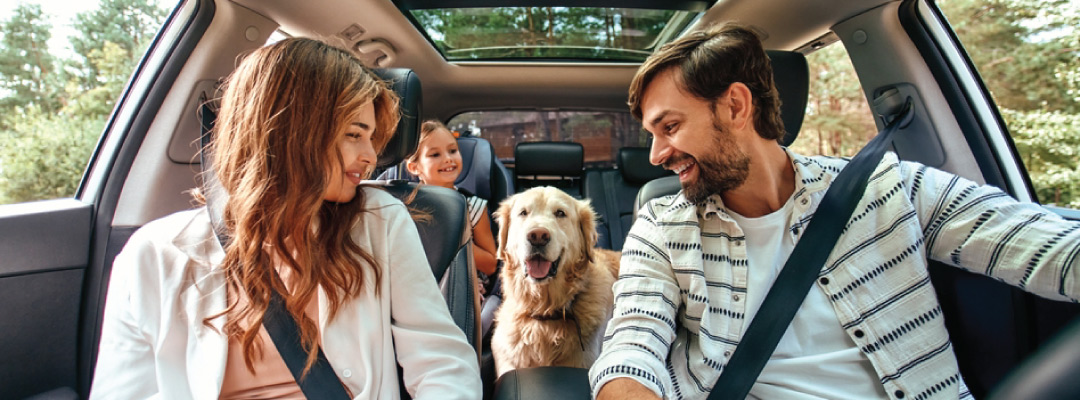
[324, 102, 377, 203]
[407, 127, 462, 189]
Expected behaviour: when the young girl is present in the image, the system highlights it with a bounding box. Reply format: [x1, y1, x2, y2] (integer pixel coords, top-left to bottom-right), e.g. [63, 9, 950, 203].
[406, 120, 498, 291]
[90, 38, 480, 399]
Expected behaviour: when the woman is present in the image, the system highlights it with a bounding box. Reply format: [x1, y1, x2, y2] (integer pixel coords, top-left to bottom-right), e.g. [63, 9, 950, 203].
[90, 38, 481, 399]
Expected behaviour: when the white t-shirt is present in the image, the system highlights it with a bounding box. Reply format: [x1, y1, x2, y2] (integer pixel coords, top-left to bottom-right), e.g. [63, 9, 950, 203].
[728, 197, 887, 399]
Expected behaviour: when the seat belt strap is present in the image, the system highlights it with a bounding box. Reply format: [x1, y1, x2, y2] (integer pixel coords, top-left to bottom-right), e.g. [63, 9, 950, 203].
[707, 101, 914, 400]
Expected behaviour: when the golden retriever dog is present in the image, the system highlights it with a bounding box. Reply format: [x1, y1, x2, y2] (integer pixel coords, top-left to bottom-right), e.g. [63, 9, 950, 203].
[491, 186, 620, 376]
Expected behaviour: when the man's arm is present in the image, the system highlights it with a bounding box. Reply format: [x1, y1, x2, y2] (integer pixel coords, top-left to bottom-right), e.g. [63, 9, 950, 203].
[589, 207, 682, 399]
[905, 161, 1080, 300]
[597, 378, 663, 400]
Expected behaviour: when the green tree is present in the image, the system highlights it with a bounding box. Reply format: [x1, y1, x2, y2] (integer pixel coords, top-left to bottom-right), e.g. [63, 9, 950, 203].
[0, 106, 103, 203]
[65, 41, 136, 119]
[412, 7, 674, 60]
[1007, 109, 1080, 207]
[942, 0, 1078, 113]
[940, 0, 1080, 206]
[0, 4, 60, 114]
[69, 0, 167, 89]
[791, 43, 877, 158]
[0, 0, 167, 204]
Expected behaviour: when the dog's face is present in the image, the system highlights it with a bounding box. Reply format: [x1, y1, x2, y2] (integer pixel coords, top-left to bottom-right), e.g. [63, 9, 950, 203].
[495, 187, 598, 287]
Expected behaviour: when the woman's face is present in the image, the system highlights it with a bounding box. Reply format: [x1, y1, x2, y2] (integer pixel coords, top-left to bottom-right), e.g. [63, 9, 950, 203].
[324, 102, 377, 203]
[407, 127, 462, 189]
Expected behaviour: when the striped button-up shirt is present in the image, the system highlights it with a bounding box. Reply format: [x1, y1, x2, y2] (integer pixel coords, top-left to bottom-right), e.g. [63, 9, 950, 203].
[590, 150, 1080, 400]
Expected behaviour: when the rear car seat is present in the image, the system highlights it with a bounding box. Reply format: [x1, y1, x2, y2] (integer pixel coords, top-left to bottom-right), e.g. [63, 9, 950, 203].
[368, 68, 481, 355]
[584, 147, 672, 250]
[456, 136, 515, 215]
[514, 141, 585, 198]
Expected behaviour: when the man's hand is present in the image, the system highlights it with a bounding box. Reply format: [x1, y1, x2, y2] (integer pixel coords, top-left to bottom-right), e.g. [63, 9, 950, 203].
[597, 377, 662, 400]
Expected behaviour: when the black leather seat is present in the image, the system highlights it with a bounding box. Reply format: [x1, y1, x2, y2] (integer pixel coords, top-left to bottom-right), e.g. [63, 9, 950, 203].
[514, 141, 585, 198]
[585, 147, 672, 250]
[369, 68, 479, 353]
[456, 136, 515, 214]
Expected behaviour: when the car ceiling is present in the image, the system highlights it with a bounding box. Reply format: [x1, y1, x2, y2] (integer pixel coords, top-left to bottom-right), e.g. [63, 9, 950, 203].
[230, 0, 894, 121]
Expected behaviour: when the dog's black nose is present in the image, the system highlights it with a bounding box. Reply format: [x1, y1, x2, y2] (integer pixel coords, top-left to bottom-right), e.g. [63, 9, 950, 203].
[527, 228, 550, 247]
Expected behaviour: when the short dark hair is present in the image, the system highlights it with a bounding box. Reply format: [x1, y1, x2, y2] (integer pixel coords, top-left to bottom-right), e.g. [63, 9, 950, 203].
[628, 23, 785, 142]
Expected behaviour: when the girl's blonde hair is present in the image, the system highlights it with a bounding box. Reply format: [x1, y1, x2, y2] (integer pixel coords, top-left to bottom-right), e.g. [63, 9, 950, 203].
[208, 37, 399, 374]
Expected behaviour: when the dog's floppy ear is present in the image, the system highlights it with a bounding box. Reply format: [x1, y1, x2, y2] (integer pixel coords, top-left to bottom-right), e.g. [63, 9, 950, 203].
[577, 197, 598, 263]
[494, 195, 515, 261]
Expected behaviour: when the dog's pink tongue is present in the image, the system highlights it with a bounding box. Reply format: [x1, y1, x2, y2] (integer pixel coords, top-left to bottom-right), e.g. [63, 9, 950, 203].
[526, 259, 552, 279]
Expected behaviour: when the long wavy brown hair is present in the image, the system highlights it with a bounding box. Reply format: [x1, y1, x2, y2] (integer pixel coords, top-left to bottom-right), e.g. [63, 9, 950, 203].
[207, 37, 399, 374]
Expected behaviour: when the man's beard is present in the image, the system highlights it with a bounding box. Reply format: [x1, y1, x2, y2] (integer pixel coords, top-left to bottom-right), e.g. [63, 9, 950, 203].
[665, 118, 750, 204]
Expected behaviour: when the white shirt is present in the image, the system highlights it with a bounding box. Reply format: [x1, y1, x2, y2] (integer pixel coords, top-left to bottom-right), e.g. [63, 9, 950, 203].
[90, 187, 481, 400]
[728, 198, 886, 399]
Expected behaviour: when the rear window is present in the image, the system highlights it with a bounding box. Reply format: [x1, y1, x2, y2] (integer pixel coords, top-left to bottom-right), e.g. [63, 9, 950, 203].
[447, 110, 648, 168]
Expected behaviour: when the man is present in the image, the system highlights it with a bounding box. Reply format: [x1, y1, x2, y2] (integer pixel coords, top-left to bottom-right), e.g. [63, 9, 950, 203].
[590, 23, 1080, 400]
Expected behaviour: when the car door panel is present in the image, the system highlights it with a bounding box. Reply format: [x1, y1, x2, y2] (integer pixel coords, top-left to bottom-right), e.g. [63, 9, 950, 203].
[0, 200, 91, 399]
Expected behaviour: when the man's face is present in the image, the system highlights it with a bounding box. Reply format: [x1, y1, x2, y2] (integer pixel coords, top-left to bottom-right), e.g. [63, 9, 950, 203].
[640, 68, 750, 203]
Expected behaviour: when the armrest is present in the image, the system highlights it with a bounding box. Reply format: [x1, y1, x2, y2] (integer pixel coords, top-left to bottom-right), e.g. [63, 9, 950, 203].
[493, 366, 590, 400]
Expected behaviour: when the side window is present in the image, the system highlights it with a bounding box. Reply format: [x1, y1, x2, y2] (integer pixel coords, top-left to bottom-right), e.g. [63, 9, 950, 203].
[448, 110, 647, 168]
[0, 0, 169, 205]
[789, 41, 877, 158]
[937, 0, 1080, 208]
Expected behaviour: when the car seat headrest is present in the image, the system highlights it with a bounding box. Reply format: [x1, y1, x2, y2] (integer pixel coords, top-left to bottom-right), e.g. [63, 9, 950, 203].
[766, 50, 809, 146]
[514, 142, 584, 177]
[371, 68, 422, 168]
[618, 147, 672, 185]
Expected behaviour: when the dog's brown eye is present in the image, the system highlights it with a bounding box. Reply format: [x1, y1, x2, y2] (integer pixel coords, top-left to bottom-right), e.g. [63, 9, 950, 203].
[555, 209, 566, 218]
[518, 209, 528, 217]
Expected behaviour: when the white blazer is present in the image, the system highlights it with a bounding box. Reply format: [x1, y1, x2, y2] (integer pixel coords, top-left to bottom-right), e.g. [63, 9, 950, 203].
[90, 188, 481, 399]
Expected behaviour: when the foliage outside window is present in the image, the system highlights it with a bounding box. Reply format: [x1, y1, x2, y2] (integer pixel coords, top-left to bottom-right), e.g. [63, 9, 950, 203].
[939, 0, 1080, 208]
[409, 7, 697, 62]
[0, 0, 168, 205]
[788, 43, 877, 158]
[448, 110, 647, 168]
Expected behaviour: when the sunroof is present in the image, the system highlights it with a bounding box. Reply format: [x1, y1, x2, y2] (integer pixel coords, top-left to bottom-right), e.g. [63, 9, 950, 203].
[402, 4, 707, 62]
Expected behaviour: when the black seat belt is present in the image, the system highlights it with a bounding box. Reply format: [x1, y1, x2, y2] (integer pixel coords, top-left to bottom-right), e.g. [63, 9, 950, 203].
[707, 99, 914, 400]
[200, 102, 351, 399]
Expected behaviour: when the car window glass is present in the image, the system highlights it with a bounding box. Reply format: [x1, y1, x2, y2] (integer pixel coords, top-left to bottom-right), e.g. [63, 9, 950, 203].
[448, 110, 648, 168]
[936, 0, 1080, 209]
[789, 41, 877, 158]
[0, 0, 170, 205]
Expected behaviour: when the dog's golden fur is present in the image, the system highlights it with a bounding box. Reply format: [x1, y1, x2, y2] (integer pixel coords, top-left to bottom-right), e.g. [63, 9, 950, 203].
[491, 187, 620, 376]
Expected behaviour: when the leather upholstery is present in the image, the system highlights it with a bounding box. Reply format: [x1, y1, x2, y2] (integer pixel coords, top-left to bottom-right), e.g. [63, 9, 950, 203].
[514, 141, 585, 198]
[584, 147, 673, 250]
[371, 68, 422, 168]
[633, 172, 682, 217]
[456, 137, 515, 213]
[618, 147, 670, 185]
[493, 367, 590, 400]
[766, 50, 809, 146]
[514, 141, 584, 176]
